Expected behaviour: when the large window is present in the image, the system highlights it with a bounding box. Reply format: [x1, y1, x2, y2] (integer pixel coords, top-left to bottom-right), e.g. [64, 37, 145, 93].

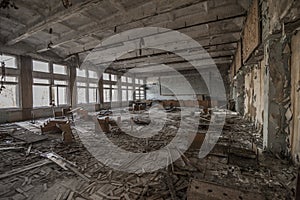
[128, 86, 133, 101]
[76, 69, 99, 104]
[101, 73, 145, 103]
[0, 76, 19, 108]
[103, 84, 110, 102]
[122, 86, 127, 102]
[53, 80, 68, 106]
[0, 54, 19, 108]
[111, 84, 118, 102]
[89, 83, 98, 103]
[134, 79, 145, 100]
[33, 78, 50, 107]
[32, 60, 69, 107]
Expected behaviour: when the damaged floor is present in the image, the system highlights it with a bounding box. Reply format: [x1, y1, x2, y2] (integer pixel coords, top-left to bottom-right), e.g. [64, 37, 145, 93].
[0, 110, 298, 200]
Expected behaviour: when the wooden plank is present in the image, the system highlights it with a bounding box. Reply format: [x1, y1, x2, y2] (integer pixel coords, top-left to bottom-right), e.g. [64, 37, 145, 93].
[187, 179, 265, 200]
[0, 159, 52, 180]
[242, 0, 261, 64]
[9, 130, 48, 143]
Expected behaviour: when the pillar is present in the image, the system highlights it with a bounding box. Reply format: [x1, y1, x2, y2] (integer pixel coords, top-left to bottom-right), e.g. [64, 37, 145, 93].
[20, 56, 33, 120]
[263, 36, 291, 155]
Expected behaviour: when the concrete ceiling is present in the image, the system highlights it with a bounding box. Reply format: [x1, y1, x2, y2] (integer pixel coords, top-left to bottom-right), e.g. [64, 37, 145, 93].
[0, 0, 251, 72]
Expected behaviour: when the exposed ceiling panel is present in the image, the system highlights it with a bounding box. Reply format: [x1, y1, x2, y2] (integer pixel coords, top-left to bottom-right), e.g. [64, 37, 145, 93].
[0, 0, 251, 71]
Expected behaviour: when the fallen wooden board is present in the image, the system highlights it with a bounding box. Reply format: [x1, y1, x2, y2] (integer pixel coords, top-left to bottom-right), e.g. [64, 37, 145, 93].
[187, 179, 264, 200]
[0, 159, 52, 180]
[42, 152, 91, 182]
[0, 146, 24, 151]
[9, 130, 48, 143]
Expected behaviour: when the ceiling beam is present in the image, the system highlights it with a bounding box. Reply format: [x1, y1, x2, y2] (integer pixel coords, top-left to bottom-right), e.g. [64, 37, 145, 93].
[112, 58, 232, 74]
[0, 41, 64, 62]
[5, 0, 103, 45]
[62, 29, 240, 59]
[35, 0, 245, 53]
[112, 50, 234, 66]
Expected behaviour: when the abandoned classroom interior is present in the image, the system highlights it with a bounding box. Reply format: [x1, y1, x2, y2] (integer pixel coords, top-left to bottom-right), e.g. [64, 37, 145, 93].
[0, 0, 300, 199]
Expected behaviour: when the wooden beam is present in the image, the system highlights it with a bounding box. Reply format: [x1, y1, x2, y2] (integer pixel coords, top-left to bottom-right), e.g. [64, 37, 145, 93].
[5, 0, 103, 45]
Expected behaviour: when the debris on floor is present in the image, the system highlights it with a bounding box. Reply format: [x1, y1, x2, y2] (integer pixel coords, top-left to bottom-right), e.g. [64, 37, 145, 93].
[0, 110, 298, 200]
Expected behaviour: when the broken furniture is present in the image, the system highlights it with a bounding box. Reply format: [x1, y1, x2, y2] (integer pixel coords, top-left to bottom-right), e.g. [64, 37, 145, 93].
[57, 122, 74, 143]
[62, 107, 74, 121]
[98, 109, 113, 116]
[40, 118, 68, 134]
[95, 116, 121, 133]
[132, 101, 147, 111]
[132, 116, 151, 125]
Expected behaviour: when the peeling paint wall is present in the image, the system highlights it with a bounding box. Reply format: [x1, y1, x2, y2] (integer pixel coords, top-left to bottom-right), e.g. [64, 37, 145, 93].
[240, 63, 265, 131]
[244, 65, 264, 128]
[291, 31, 300, 165]
[263, 37, 291, 155]
[235, 71, 245, 116]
